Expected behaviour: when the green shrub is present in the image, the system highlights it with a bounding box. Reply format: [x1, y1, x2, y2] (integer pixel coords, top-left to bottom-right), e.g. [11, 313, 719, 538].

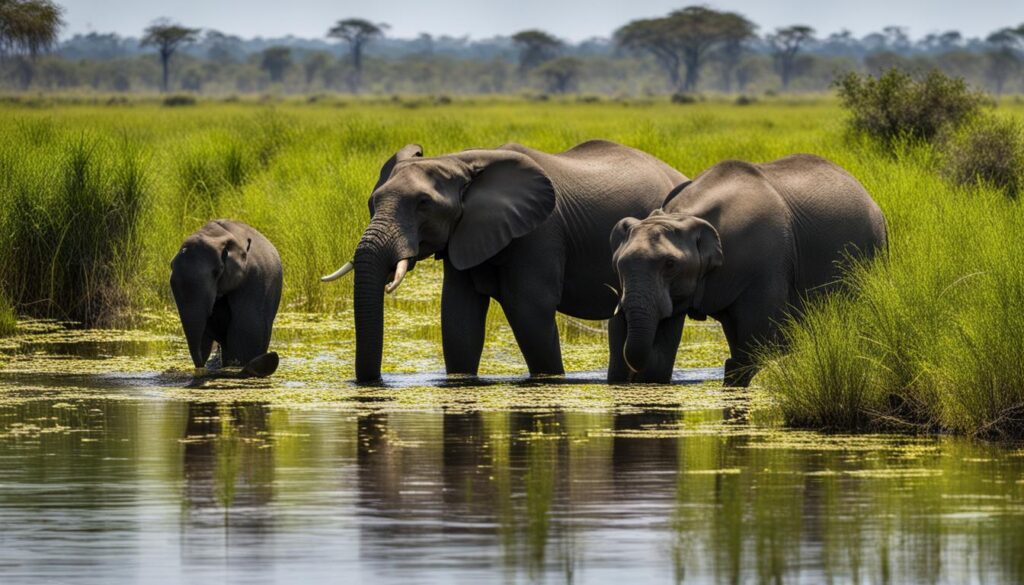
[735, 95, 757, 106]
[670, 92, 698, 105]
[944, 114, 1024, 198]
[163, 94, 197, 107]
[834, 69, 988, 146]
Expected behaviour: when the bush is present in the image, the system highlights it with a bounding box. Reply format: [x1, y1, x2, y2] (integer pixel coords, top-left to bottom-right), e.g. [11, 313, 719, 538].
[834, 69, 988, 146]
[735, 95, 757, 106]
[162, 94, 197, 107]
[944, 114, 1024, 198]
[670, 92, 698, 105]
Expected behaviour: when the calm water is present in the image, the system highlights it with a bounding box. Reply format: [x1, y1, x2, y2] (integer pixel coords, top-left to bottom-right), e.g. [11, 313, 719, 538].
[0, 321, 1023, 584]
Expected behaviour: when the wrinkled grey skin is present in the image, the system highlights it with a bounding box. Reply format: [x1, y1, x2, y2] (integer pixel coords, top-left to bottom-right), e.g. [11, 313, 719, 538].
[342, 140, 686, 383]
[170, 220, 282, 372]
[609, 154, 887, 386]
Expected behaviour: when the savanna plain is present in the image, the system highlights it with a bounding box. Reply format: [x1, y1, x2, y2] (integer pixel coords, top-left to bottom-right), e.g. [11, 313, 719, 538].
[1, 96, 1024, 583]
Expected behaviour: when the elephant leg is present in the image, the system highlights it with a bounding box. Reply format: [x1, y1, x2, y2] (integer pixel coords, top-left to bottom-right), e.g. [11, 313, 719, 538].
[607, 312, 630, 382]
[441, 261, 490, 375]
[722, 291, 786, 387]
[633, 315, 685, 383]
[502, 300, 564, 376]
[224, 294, 271, 367]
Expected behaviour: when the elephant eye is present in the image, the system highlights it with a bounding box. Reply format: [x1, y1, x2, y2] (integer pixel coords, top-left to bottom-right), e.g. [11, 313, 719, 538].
[417, 194, 430, 207]
[664, 259, 676, 271]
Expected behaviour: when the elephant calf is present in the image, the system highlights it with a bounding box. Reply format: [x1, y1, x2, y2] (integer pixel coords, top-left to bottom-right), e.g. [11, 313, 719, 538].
[609, 154, 887, 386]
[170, 220, 283, 377]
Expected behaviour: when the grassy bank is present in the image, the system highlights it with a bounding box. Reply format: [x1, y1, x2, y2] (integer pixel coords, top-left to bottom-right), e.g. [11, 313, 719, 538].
[2, 98, 1024, 436]
[761, 143, 1024, 438]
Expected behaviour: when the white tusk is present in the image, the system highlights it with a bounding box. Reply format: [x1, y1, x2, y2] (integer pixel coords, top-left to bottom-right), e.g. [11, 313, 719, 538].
[385, 258, 409, 294]
[613, 303, 621, 316]
[321, 261, 354, 282]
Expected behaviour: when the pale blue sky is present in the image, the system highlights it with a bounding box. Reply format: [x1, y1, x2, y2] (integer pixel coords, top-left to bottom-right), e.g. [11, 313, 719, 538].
[60, 0, 1023, 41]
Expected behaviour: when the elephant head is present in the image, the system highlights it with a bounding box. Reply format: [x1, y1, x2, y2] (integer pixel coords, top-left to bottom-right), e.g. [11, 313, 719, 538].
[323, 144, 556, 382]
[610, 210, 723, 373]
[170, 231, 251, 371]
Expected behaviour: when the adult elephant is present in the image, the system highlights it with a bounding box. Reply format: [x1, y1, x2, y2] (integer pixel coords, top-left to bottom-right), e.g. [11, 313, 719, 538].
[323, 140, 687, 382]
[608, 154, 887, 386]
[170, 220, 283, 378]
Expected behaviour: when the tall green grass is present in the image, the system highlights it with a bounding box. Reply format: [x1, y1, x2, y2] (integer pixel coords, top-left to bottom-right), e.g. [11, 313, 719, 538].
[2, 99, 1024, 437]
[760, 143, 1024, 438]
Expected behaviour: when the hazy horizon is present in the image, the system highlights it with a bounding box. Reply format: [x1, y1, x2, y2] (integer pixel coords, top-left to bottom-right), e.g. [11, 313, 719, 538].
[59, 0, 1024, 42]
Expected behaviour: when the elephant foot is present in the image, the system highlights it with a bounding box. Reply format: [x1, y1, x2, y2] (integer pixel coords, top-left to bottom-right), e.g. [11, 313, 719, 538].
[241, 352, 279, 378]
[723, 358, 754, 388]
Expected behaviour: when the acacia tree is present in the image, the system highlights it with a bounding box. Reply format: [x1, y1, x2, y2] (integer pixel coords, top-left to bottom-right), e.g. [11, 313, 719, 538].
[141, 19, 200, 92]
[303, 51, 330, 88]
[328, 18, 387, 93]
[511, 29, 562, 76]
[0, 0, 64, 88]
[985, 27, 1023, 94]
[768, 25, 815, 89]
[615, 6, 754, 92]
[260, 46, 292, 83]
[537, 56, 582, 94]
[716, 16, 757, 91]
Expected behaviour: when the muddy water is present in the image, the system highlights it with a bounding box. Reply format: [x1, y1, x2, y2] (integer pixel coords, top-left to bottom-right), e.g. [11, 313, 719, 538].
[1, 317, 1023, 584]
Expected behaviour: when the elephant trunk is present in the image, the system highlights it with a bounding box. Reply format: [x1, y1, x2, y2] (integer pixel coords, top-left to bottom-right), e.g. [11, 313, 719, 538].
[178, 303, 211, 370]
[623, 305, 658, 374]
[620, 279, 670, 374]
[352, 221, 414, 383]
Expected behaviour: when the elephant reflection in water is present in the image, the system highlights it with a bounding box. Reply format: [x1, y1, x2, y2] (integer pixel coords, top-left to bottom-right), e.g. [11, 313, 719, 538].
[352, 409, 693, 578]
[180, 402, 275, 554]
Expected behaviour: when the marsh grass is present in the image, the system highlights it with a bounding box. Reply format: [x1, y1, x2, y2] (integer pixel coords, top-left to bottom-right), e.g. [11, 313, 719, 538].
[3, 98, 1024, 436]
[760, 148, 1024, 437]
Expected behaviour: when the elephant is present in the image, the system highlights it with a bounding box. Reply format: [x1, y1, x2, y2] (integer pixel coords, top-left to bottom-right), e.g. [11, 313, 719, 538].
[170, 220, 283, 378]
[321, 140, 687, 382]
[608, 154, 887, 386]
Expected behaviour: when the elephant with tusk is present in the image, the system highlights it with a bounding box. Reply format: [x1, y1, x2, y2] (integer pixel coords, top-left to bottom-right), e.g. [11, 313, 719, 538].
[322, 140, 687, 383]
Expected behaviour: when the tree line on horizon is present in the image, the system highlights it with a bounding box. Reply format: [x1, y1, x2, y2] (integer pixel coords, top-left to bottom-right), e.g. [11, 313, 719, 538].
[2, 0, 1024, 96]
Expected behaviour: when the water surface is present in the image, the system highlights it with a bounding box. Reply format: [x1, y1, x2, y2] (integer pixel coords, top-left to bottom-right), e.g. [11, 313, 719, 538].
[0, 318, 1022, 584]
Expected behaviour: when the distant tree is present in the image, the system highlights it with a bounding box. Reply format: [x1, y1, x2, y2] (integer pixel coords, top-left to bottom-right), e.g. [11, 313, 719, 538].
[864, 50, 914, 77]
[511, 29, 562, 75]
[985, 28, 1023, 94]
[141, 19, 200, 92]
[536, 56, 582, 94]
[882, 26, 912, 53]
[615, 17, 682, 89]
[715, 15, 757, 91]
[615, 6, 754, 92]
[303, 51, 331, 88]
[920, 30, 962, 53]
[0, 0, 64, 88]
[260, 46, 292, 83]
[768, 25, 815, 89]
[327, 18, 387, 93]
[205, 30, 242, 65]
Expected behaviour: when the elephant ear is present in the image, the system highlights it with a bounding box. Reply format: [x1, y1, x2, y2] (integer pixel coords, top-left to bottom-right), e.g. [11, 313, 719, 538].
[448, 152, 556, 270]
[610, 216, 641, 256]
[368, 144, 423, 217]
[687, 217, 723, 275]
[217, 237, 249, 294]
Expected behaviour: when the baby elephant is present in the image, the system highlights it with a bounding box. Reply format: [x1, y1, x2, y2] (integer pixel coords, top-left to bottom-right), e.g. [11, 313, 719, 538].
[609, 154, 887, 386]
[170, 220, 283, 378]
